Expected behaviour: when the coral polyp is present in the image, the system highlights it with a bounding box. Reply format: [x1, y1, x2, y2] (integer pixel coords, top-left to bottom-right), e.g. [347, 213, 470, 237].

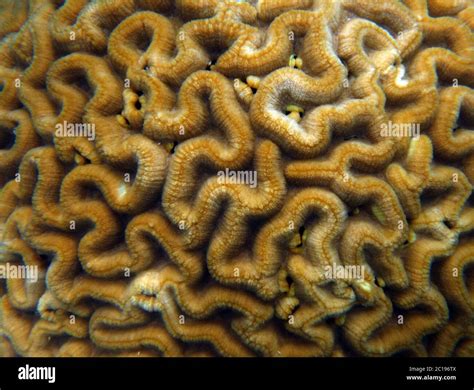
[0, 0, 473, 357]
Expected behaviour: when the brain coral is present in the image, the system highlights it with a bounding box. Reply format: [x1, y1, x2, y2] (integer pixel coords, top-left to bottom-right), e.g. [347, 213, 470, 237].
[0, 0, 473, 357]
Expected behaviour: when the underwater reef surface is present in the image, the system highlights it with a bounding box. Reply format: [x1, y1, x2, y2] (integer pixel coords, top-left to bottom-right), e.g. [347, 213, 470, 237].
[0, 0, 473, 357]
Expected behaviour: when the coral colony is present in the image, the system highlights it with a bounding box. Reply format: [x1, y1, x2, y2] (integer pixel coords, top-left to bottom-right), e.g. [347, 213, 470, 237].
[0, 0, 473, 357]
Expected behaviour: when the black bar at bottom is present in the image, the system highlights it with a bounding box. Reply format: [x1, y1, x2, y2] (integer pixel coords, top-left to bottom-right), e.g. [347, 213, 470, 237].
[0, 357, 471, 389]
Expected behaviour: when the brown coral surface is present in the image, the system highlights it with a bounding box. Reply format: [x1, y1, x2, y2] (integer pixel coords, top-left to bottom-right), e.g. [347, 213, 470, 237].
[0, 0, 473, 357]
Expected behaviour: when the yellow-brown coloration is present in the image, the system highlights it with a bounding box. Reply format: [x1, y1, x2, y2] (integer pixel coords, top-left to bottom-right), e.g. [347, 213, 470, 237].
[0, 0, 473, 357]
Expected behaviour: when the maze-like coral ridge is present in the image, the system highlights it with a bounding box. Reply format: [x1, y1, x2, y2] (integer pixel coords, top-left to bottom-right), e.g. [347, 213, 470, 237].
[0, 0, 473, 357]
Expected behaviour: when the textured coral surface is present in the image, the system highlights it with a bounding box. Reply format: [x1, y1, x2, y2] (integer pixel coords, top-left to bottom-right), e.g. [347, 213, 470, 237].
[0, 0, 473, 357]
